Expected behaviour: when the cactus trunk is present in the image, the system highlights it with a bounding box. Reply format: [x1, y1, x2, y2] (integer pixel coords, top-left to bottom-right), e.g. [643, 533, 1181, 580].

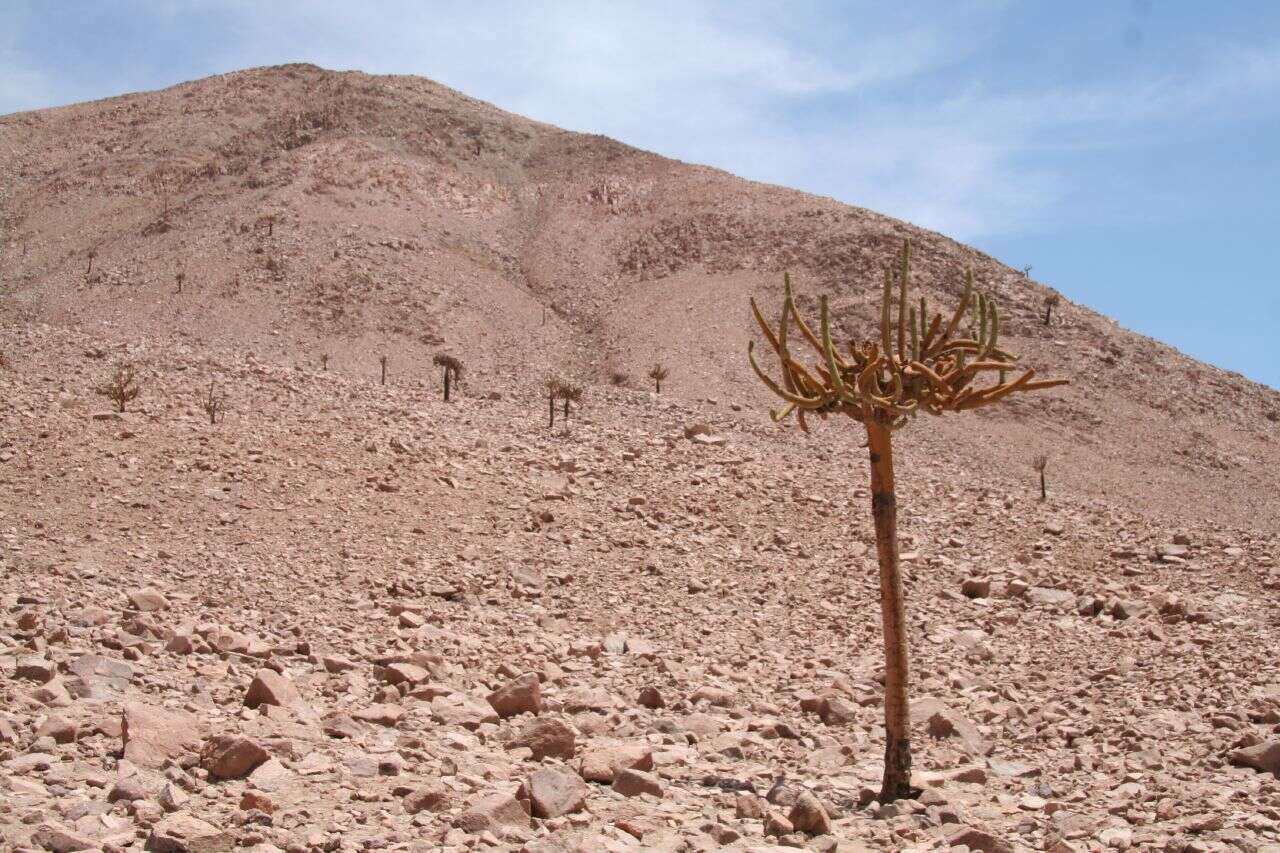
[1040, 469, 1047, 501]
[549, 393, 556, 428]
[866, 418, 913, 803]
[443, 368, 451, 402]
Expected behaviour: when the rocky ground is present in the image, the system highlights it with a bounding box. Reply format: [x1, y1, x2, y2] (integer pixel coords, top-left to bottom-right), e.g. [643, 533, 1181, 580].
[2, 323, 1279, 853]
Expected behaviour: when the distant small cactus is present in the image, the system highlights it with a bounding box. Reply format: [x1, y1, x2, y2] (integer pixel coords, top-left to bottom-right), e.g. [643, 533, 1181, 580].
[561, 383, 584, 421]
[1033, 454, 1049, 501]
[1043, 294, 1060, 326]
[545, 377, 564, 427]
[175, 270, 186, 294]
[379, 353, 388, 385]
[647, 363, 669, 393]
[202, 380, 223, 425]
[320, 353, 329, 371]
[433, 353, 463, 401]
[608, 370, 630, 387]
[86, 248, 97, 279]
[97, 361, 141, 413]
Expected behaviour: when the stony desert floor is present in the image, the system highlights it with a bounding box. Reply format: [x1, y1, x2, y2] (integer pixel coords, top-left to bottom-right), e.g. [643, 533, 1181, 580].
[1, 323, 1278, 853]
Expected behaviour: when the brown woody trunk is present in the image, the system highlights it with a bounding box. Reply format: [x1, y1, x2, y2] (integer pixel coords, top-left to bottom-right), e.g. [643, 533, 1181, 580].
[548, 393, 556, 428]
[866, 418, 913, 802]
[1039, 470, 1046, 501]
[443, 369, 451, 402]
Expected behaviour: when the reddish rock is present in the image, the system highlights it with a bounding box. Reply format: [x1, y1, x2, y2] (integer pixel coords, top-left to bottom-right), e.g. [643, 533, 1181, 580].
[145, 812, 232, 852]
[242, 668, 302, 709]
[1231, 740, 1280, 776]
[788, 791, 832, 835]
[128, 588, 170, 612]
[487, 672, 542, 718]
[454, 790, 530, 833]
[527, 767, 588, 818]
[511, 716, 576, 760]
[121, 703, 201, 769]
[612, 767, 663, 798]
[579, 742, 653, 783]
[200, 734, 269, 780]
[404, 783, 455, 814]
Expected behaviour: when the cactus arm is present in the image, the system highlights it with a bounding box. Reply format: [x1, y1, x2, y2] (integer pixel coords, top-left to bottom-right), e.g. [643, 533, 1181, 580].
[880, 267, 894, 365]
[747, 341, 828, 408]
[819, 297, 848, 398]
[896, 243, 909, 365]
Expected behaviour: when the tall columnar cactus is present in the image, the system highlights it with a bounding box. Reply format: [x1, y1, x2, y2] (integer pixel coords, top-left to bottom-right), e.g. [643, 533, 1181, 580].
[433, 354, 463, 402]
[648, 363, 669, 394]
[561, 383, 583, 421]
[545, 377, 563, 428]
[379, 354, 388, 386]
[1033, 454, 1049, 501]
[747, 240, 1068, 802]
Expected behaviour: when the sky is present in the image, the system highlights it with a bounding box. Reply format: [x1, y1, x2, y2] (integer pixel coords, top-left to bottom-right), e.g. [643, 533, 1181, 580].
[2, 1, 1278, 388]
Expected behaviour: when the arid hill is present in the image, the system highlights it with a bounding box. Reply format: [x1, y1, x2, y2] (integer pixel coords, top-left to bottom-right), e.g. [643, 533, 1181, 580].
[1, 63, 1276, 529]
[1, 66, 1278, 853]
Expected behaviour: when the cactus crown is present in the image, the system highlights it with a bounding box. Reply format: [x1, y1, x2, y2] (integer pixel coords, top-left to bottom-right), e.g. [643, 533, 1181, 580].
[648, 363, 669, 381]
[433, 353, 463, 377]
[747, 240, 1068, 432]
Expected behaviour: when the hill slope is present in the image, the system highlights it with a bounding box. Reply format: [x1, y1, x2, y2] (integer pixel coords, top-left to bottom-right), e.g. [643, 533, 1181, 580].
[1, 63, 1277, 528]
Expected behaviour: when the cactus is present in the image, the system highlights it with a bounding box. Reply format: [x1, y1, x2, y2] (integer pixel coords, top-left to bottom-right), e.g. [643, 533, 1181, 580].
[86, 248, 96, 279]
[379, 354, 388, 386]
[433, 353, 463, 402]
[747, 240, 1067, 803]
[320, 353, 329, 371]
[1044, 293, 1060, 326]
[97, 361, 141, 413]
[175, 270, 185, 294]
[561, 383, 584, 421]
[545, 377, 563, 428]
[648, 363, 670, 393]
[1033, 454, 1049, 501]
[202, 380, 222, 425]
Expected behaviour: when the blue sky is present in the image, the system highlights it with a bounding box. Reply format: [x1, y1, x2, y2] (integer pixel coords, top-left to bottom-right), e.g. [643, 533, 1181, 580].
[3, 1, 1278, 388]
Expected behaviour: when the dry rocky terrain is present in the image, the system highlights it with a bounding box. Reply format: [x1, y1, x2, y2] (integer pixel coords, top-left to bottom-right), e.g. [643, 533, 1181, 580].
[1, 65, 1278, 853]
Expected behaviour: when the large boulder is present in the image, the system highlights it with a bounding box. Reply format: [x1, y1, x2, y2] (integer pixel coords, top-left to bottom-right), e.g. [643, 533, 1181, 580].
[121, 703, 201, 769]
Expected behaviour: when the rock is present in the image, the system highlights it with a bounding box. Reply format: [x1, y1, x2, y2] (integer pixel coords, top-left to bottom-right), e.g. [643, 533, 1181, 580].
[31, 823, 98, 852]
[787, 791, 832, 835]
[381, 661, 429, 685]
[527, 766, 588, 818]
[15, 655, 55, 683]
[243, 668, 303, 709]
[122, 703, 202, 769]
[351, 703, 404, 726]
[431, 693, 499, 729]
[145, 812, 233, 852]
[917, 697, 991, 755]
[961, 577, 991, 599]
[510, 716, 576, 760]
[612, 767, 663, 798]
[404, 783, 455, 814]
[238, 791, 275, 812]
[108, 776, 152, 802]
[945, 825, 1015, 853]
[321, 712, 361, 739]
[1230, 740, 1280, 776]
[689, 685, 735, 707]
[579, 742, 654, 783]
[36, 714, 77, 744]
[764, 811, 794, 837]
[128, 587, 170, 612]
[637, 686, 665, 709]
[454, 790, 531, 833]
[200, 734, 269, 780]
[1027, 587, 1075, 608]
[736, 792, 765, 819]
[487, 672, 542, 718]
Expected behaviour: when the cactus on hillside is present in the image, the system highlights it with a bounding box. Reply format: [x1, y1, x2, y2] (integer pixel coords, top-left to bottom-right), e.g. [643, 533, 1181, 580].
[747, 240, 1068, 802]
[433, 353, 463, 402]
[648, 363, 669, 394]
[97, 361, 141, 413]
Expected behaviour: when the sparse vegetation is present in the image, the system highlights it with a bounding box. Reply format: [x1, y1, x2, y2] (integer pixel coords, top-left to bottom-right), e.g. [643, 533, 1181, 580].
[561, 383, 583, 422]
[97, 361, 141, 413]
[201, 380, 223, 425]
[1022, 264, 1033, 277]
[175, 269, 186, 294]
[648, 363, 669, 393]
[747, 240, 1068, 802]
[545, 377, 563, 428]
[320, 353, 329, 371]
[433, 353, 463, 401]
[86, 248, 97, 280]
[1033, 453, 1049, 501]
[1044, 293, 1060, 325]
[608, 370, 630, 387]
[379, 354, 388, 386]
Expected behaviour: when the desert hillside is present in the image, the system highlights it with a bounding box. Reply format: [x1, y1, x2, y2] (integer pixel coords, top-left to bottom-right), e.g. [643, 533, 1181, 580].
[1, 65, 1278, 853]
